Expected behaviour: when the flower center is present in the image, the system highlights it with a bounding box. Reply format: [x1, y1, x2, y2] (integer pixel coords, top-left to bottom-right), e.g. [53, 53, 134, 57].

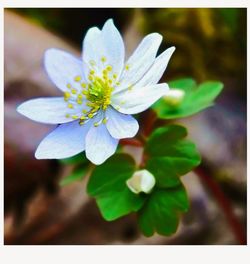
[85, 66, 114, 111]
[63, 59, 119, 126]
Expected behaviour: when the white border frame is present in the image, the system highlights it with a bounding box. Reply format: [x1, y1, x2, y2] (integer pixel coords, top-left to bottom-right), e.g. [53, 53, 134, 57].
[0, 1, 249, 264]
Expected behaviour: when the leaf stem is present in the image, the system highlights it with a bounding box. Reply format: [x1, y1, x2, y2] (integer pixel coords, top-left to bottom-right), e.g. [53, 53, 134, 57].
[120, 138, 143, 147]
[139, 109, 157, 137]
[120, 110, 157, 148]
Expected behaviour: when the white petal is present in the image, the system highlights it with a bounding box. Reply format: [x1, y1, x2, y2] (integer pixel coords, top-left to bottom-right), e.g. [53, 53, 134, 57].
[44, 48, 86, 93]
[35, 120, 93, 159]
[126, 169, 156, 194]
[135, 47, 175, 87]
[82, 19, 125, 77]
[101, 19, 125, 77]
[82, 26, 103, 75]
[85, 122, 119, 165]
[17, 97, 82, 124]
[112, 83, 169, 115]
[105, 107, 139, 139]
[116, 33, 162, 93]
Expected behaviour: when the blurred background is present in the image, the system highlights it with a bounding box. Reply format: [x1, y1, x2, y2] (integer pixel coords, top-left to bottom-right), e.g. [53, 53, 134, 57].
[4, 8, 246, 245]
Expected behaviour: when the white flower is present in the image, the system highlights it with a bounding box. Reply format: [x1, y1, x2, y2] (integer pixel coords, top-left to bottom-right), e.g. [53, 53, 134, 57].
[126, 170, 156, 194]
[17, 19, 175, 165]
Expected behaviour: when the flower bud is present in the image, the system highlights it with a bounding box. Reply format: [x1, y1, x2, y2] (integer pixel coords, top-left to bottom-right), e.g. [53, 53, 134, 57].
[163, 88, 185, 106]
[126, 169, 156, 194]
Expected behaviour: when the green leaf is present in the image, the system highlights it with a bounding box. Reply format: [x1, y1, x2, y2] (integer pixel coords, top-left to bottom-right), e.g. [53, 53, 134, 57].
[59, 152, 88, 165]
[168, 78, 197, 93]
[153, 79, 223, 119]
[59, 165, 88, 186]
[145, 125, 201, 188]
[87, 154, 145, 221]
[146, 125, 187, 155]
[138, 185, 189, 237]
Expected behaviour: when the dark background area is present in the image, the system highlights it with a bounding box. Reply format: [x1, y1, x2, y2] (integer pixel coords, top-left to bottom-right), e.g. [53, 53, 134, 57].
[4, 8, 247, 245]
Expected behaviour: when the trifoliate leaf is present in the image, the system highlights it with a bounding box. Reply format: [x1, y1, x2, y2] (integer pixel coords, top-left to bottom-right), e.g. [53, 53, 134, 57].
[145, 125, 201, 188]
[59, 164, 88, 186]
[138, 185, 189, 237]
[153, 79, 223, 119]
[168, 78, 197, 93]
[87, 154, 145, 221]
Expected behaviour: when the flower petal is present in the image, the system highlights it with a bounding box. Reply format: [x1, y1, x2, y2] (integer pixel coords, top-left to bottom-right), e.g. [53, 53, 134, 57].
[17, 97, 82, 124]
[101, 19, 125, 77]
[44, 48, 85, 93]
[85, 122, 119, 165]
[116, 33, 162, 93]
[112, 83, 169, 115]
[105, 107, 139, 139]
[82, 26, 103, 75]
[35, 120, 93, 159]
[134, 47, 175, 87]
[82, 19, 125, 78]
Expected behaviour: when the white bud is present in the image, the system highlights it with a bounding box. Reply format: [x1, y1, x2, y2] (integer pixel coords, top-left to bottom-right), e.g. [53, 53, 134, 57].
[126, 170, 156, 194]
[163, 88, 185, 106]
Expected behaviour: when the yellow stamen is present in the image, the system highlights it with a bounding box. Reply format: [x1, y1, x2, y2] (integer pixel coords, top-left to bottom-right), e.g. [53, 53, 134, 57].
[71, 89, 77, 94]
[67, 103, 74, 109]
[101, 56, 107, 63]
[82, 90, 88, 95]
[74, 76, 81, 82]
[64, 57, 116, 126]
[77, 99, 82, 105]
[106, 65, 112, 71]
[64, 92, 71, 101]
